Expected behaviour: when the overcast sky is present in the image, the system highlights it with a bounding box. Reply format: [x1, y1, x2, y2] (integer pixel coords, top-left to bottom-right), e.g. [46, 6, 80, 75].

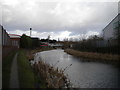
[0, 0, 119, 40]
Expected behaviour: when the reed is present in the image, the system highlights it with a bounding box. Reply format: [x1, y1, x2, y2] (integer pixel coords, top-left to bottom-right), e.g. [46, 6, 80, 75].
[27, 48, 72, 88]
[64, 49, 120, 61]
[32, 60, 71, 88]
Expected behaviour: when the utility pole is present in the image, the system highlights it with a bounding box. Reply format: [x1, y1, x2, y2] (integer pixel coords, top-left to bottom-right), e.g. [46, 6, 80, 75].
[30, 28, 32, 37]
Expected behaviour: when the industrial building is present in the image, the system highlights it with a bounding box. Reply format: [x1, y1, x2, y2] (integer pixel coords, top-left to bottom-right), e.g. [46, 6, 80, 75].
[9, 34, 21, 48]
[103, 14, 119, 40]
[102, 13, 120, 46]
[1, 25, 20, 57]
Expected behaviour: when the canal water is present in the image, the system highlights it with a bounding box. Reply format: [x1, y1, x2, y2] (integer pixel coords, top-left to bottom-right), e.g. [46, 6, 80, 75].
[34, 49, 119, 88]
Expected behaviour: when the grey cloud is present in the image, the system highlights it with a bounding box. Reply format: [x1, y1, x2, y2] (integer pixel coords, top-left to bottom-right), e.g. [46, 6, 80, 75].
[1, 1, 118, 38]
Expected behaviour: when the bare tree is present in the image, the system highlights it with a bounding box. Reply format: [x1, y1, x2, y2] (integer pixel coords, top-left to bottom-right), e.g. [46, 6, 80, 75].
[113, 20, 120, 45]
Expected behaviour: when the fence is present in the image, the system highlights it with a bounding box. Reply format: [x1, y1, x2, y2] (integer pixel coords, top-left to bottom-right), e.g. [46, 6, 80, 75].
[92, 40, 118, 48]
[1, 25, 19, 57]
[72, 39, 119, 54]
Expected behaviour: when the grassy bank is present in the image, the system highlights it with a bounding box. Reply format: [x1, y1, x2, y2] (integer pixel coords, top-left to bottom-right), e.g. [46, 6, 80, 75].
[64, 49, 120, 62]
[2, 51, 16, 88]
[17, 48, 53, 88]
[2, 48, 60, 88]
[17, 50, 35, 88]
[27, 48, 70, 88]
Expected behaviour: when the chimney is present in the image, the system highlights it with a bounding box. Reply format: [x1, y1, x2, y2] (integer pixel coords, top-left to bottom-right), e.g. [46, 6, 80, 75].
[30, 28, 32, 37]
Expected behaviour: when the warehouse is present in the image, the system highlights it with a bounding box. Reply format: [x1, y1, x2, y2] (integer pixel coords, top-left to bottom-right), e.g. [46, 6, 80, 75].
[102, 14, 120, 46]
[1, 25, 20, 57]
[103, 14, 119, 40]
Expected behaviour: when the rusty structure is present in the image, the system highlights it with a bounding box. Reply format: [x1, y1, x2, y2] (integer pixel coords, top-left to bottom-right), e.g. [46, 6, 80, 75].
[9, 34, 20, 48]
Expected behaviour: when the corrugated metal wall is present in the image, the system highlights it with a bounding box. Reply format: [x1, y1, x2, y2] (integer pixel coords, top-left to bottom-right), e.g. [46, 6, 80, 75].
[103, 15, 119, 40]
[1, 25, 19, 57]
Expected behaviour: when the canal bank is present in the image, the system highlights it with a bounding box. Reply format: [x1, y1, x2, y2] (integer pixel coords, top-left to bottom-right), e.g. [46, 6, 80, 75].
[64, 49, 120, 62]
[36, 49, 120, 88]
[27, 48, 70, 88]
[2, 47, 60, 88]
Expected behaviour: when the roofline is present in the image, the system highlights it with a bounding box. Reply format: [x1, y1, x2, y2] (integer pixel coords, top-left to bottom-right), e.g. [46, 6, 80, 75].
[10, 38, 20, 39]
[102, 14, 119, 32]
[9, 34, 21, 36]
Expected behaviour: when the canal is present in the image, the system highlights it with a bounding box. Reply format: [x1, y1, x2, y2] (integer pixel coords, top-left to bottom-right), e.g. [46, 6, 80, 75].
[34, 49, 119, 88]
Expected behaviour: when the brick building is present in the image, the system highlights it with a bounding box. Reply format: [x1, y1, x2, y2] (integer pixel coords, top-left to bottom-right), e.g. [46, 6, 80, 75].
[9, 34, 21, 48]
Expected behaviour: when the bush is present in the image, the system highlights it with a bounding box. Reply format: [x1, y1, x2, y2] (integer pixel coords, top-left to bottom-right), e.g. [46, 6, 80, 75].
[20, 34, 32, 48]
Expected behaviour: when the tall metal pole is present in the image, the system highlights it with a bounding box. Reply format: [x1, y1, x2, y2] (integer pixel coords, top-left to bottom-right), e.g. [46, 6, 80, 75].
[30, 28, 32, 37]
[48, 35, 50, 43]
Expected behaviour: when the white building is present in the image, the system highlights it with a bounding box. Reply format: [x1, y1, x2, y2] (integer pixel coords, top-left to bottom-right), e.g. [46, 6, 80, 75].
[49, 43, 63, 47]
[103, 14, 119, 40]
[118, 1, 120, 13]
[0, 25, 2, 87]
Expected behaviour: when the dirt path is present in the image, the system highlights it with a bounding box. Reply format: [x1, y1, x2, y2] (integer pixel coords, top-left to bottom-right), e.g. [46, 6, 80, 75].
[9, 53, 19, 88]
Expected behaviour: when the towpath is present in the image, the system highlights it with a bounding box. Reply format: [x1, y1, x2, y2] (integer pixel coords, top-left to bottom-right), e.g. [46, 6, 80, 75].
[9, 53, 19, 88]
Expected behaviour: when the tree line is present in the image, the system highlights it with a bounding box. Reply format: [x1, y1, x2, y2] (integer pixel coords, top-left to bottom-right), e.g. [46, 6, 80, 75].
[20, 34, 57, 49]
[63, 29, 120, 54]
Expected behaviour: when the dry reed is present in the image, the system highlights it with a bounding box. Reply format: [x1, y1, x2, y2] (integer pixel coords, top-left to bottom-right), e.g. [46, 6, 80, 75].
[32, 60, 71, 88]
[64, 49, 120, 61]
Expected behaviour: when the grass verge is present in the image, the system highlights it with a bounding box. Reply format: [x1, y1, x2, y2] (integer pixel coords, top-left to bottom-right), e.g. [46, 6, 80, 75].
[2, 51, 16, 88]
[64, 49, 120, 62]
[17, 50, 35, 88]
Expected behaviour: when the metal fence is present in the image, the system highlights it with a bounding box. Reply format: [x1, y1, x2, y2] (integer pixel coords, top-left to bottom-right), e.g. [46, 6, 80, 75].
[94, 40, 118, 47]
[1, 25, 19, 57]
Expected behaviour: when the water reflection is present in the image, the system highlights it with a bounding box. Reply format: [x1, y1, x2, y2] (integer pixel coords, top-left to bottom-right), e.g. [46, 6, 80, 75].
[35, 49, 119, 88]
